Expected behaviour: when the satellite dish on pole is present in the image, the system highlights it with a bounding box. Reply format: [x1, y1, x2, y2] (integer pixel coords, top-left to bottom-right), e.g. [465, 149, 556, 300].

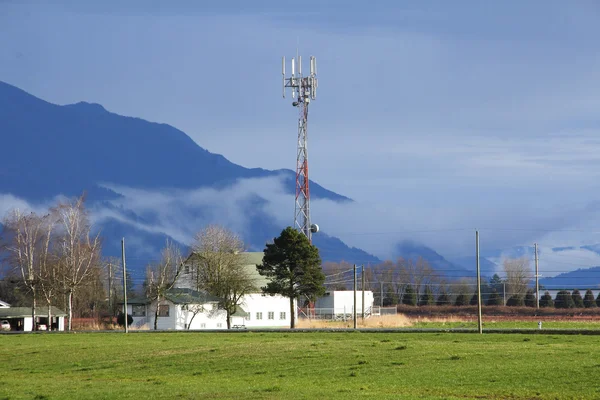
[310, 224, 319, 233]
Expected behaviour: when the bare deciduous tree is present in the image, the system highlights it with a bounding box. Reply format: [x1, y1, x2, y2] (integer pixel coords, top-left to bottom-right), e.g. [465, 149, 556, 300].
[3, 209, 42, 329]
[35, 213, 57, 330]
[53, 196, 102, 331]
[191, 225, 257, 329]
[145, 240, 182, 330]
[503, 257, 531, 299]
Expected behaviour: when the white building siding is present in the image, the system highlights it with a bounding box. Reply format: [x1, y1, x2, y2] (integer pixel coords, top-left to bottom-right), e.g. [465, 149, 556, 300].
[240, 294, 295, 328]
[315, 291, 375, 316]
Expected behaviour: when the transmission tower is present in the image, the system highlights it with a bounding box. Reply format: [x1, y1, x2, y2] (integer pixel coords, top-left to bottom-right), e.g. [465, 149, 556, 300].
[282, 54, 319, 242]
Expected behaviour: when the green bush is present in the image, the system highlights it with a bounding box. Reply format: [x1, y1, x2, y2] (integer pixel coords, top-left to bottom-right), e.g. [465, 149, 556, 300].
[583, 289, 597, 308]
[418, 286, 435, 306]
[539, 291, 554, 308]
[506, 295, 524, 307]
[555, 290, 575, 309]
[487, 290, 503, 306]
[469, 293, 478, 306]
[524, 289, 536, 307]
[571, 290, 584, 308]
[454, 293, 469, 306]
[117, 313, 133, 327]
[436, 291, 450, 306]
[402, 285, 417, 306]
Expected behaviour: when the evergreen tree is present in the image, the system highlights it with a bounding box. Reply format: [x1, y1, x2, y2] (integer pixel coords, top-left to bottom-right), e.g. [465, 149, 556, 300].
[555, 290, 575, 309]
[539, 291, 554, 308]
[596, 292, 600, 308]
[257, 227, 325, 328]
[436, 291, 450, 306]
[506, 295, 524, 307]
[489, 274, 503, 291]
[455, 292, 469, 306]
[469, 292, 478, 306]
[487, 289, 502, 306]
[583, 289, 597, 308]
[418, 285, 435, 306]
[524, 289, 536, 307]
[402, 284, 417, 306]
[571, 289, 584, 308]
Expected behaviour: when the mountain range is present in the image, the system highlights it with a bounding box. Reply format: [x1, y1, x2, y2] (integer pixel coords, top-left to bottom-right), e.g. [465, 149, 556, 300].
[2, 80, 599, 288]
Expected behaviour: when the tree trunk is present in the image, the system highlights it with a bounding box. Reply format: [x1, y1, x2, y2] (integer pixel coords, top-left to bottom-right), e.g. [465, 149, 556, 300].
[154, 303, 159, 331]
[31, 287, 37, 331]
[226, 309, 231, 329]
[289, 296, 295, 329]
[67, 290, 73, 331]
[47, 300, 52, 332]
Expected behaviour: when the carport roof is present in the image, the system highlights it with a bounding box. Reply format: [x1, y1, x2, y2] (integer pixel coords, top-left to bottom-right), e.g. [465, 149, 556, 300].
[0, 306, 67, 318]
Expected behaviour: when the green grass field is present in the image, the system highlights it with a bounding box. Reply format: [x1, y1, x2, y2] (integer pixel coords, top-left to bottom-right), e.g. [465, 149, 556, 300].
[1, 331, 599, 399]
[412, 320, 600, 330]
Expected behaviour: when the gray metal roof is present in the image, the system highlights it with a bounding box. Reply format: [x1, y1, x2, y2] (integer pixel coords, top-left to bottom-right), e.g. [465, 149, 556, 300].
[0, 306, 67, 318]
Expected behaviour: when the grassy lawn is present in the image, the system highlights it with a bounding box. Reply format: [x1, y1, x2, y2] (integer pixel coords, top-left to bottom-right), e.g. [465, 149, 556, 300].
[412, 320, 600, 330]
[1, 331, 599, 399]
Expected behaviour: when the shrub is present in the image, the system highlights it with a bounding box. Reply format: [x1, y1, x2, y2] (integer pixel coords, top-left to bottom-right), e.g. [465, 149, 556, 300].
[454, 293, 469, 306]
[524, 289, 536, 307]
[584, 289, 597, 308]
[469, 293, 478, 306]
[506, 295, 524, 307]
[117, 313, 133, 327]
[402, 285, 417, 306]
[487, 290, 502, 306]
[436, 291, 450, 306]
[539, 291, 554, 308]
[571, 290, 584, 308]
[555, 290, 575, 309]
[418, 286, 435, 306]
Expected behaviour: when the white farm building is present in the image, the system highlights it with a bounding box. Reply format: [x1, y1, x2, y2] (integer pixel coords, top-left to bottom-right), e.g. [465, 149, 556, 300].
[312, 290, 375, 320]
[124, 252, 296, 330]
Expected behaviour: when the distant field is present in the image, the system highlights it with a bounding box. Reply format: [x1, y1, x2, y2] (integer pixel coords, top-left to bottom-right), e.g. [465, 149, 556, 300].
[1, 331, 600, 399]
[296, 314, 600, 330]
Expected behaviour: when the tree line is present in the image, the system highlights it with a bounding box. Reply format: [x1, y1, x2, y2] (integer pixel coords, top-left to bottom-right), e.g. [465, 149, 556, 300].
[323, 256, 600, 309]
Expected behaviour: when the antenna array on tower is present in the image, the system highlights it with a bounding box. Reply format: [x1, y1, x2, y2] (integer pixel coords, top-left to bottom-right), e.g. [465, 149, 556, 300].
[281, 55, 319, 242]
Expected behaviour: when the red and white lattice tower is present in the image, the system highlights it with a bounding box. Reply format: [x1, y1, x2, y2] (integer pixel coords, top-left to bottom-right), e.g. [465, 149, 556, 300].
[282, 55, 319, 242]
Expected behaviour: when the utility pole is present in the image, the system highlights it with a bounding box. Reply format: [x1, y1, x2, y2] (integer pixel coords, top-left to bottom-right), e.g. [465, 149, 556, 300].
[476, 230, 483, 334]
[535, 243, 539, 309]
[122, 238, 128, 334]
[503, 282, 506, 306]
[380, 281, 383, 307]
[361, 265, 365, 321]
[108, 261, 113, 317]
[353, 264, 357, 329]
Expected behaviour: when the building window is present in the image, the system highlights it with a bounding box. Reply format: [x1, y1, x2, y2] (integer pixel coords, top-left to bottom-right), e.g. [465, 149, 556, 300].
[268, 312, 274, 320]
[200, 323, 206, 328]
[280, 312, 286, 320]
[212, 303, 218, 311]
[256, 312, 263, 320]
[217, 323, 222, 328]
[245, 313, 251, 321]
[158, 305, 170, 317]
[132, 305, 146, 317]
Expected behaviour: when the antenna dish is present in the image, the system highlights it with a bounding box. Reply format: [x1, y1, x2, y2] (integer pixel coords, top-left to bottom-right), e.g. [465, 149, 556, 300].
[310, 224, 319, 233]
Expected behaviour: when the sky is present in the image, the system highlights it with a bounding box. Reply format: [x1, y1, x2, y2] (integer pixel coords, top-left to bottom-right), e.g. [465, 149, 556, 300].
[2, 1, 600, 274]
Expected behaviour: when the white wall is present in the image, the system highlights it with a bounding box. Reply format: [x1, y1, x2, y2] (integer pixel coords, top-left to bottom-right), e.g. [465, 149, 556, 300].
[178, 304, 227, 330]
[315, 291, 375, 314]
[240, 294, 295, 328]
[23, 317, 33, 331]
